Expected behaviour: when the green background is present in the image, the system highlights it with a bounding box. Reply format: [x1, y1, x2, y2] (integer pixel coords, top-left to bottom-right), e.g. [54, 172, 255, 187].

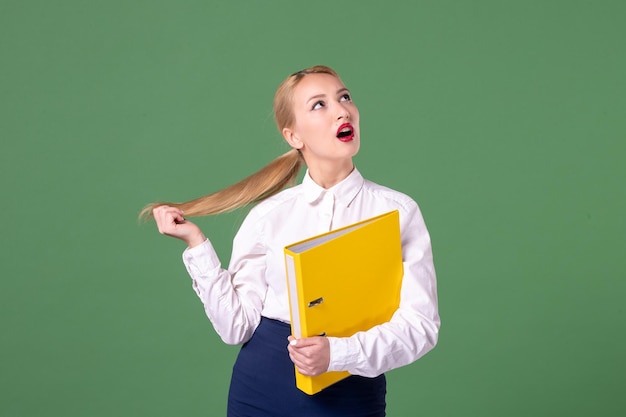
[2, 1, 624, 416]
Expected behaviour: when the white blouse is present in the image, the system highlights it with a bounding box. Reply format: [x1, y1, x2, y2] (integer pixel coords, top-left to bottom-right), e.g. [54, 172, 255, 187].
[182, 167, 440, 377]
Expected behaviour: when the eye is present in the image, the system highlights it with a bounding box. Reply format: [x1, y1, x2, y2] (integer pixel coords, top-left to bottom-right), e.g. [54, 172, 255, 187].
[340, 93, 352, 102]
[312, 100, 325, 110]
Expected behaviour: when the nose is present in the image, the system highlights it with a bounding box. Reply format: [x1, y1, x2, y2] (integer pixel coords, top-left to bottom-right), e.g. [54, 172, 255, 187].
[336, 105, 350, 121]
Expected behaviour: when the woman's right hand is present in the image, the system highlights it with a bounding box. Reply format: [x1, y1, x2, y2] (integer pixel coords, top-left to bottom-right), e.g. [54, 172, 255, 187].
[152, 205, 206, 248]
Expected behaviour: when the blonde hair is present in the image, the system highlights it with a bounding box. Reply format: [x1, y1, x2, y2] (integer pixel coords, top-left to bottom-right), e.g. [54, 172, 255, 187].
[139, 65, 340, 219]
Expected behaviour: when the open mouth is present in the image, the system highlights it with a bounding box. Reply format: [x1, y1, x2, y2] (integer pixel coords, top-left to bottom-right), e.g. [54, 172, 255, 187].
[336, 123, 355, 142]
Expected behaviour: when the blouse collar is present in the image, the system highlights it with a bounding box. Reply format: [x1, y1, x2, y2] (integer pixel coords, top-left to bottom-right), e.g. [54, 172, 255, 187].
[301, 167, 364, 207]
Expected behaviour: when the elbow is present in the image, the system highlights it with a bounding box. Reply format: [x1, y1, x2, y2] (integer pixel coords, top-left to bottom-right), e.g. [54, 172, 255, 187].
[401, 311, 440, 360]
[421, 315, 440, 354]
[216, 326, 253, 346]
[206, 312, 256, 346]
[221, 336, 247, 346]
[429, 316, 441, 347]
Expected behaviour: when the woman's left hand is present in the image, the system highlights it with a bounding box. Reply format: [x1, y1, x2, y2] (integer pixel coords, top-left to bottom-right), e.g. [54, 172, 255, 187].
[287, 336, 330, 376]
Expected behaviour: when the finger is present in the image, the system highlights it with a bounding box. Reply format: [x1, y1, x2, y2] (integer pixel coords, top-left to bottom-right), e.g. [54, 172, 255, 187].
[290, 336, 321, 348]
[289, 348, 326, 375]
[289, 352, 313, 374]
[287, 343, 309, 361]
[288, 345, 314, 363]
[154, 210, 177, 232]
[153, 205, 183, 218]
[296, 366, 315, 377]
[154, 207, 184, 230]
[288, 336, 298, 347]
[156, 211, 182, 225]
[291, 356, 323, 377]
[152, 205, 174, 218]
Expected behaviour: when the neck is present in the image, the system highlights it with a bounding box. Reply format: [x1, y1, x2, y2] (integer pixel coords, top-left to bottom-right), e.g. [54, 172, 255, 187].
[306, 159, 354, 189]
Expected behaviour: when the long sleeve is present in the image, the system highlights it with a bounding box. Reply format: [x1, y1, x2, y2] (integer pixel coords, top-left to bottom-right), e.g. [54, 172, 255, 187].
[179, 167, 440, 375]
[182, 210, 268, 345]
[326, 200, 440, 377]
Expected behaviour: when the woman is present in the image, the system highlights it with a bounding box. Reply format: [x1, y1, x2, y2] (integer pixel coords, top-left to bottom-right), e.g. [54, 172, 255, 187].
[142, 65, 440, 416]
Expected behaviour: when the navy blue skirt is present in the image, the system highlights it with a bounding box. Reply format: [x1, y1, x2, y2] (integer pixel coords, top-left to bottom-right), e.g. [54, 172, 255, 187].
[227, 317, 386, 417]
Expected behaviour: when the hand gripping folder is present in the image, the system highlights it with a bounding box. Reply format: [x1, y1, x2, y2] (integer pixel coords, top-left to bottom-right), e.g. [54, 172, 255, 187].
[284, 210, 403, 395]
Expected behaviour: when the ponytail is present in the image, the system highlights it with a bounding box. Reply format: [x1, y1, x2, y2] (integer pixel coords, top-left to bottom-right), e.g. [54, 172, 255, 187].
[139, 148, 303, 220]
[140, 65, 341, 221]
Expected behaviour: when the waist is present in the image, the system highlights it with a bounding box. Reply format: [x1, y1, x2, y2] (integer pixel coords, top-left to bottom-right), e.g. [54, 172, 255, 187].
[257, 316, 291, 335]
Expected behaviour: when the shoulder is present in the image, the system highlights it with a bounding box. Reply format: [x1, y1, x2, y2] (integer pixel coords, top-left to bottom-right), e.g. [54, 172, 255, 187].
[359, 177, 427, 234]
[245, 183, 304, 221]
[233, 185, 303, 244]
[361, 178, 418, 212]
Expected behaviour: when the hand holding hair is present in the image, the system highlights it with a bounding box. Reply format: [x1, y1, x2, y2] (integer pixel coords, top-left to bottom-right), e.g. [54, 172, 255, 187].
[152, 205, 206, 248]
[287, 335, 331, 377]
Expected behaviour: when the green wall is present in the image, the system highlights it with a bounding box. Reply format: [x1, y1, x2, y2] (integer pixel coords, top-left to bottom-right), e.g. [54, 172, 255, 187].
[2, 1, 624, 415]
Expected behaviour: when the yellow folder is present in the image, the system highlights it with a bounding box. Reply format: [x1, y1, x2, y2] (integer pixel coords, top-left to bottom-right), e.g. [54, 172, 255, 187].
[284, 210, 403, 395]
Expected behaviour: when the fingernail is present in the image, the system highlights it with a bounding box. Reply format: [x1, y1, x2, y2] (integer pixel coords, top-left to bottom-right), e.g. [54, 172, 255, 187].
[289, 340, 297, 346]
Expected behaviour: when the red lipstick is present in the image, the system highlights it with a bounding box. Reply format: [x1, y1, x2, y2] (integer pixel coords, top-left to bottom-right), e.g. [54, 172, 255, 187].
[336, 123, 355, 142]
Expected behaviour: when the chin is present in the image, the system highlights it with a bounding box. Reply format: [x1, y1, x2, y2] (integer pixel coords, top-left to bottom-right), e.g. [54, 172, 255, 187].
[349, 139, 360, 155]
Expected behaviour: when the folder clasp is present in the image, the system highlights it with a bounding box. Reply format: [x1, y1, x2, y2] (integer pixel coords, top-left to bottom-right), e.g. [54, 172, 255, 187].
[307, 297, 324, 308]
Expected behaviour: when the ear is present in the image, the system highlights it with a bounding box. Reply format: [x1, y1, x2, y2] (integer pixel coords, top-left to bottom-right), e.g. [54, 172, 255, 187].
[282, 127, 304, 150]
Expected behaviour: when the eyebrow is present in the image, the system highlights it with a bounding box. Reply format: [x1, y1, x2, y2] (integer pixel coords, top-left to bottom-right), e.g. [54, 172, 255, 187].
[306, 88, 350, 104]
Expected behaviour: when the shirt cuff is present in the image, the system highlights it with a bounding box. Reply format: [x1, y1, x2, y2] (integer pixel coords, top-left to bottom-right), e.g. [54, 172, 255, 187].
[327, 336, 360, 373]
[182, 239, 221, 276]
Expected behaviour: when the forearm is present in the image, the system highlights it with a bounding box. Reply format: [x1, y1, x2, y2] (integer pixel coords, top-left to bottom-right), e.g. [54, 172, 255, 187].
[183, 240, 262, 345]
[328, 210, 441, 377]
[327, 307, 439, 376]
